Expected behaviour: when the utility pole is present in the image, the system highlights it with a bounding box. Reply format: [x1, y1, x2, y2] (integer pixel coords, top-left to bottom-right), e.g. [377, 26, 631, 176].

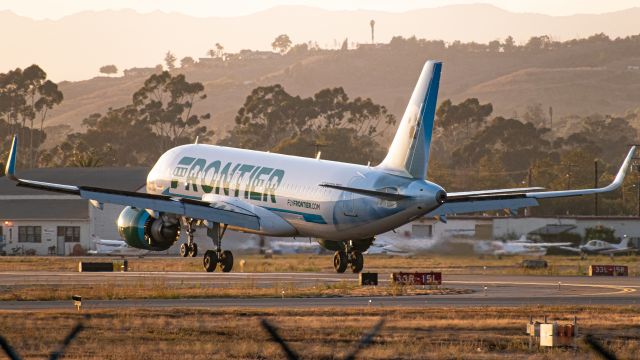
[621, 180, 625, 211]
[594, 160, 599, 216]
[565, 163, 575, 190]
[637, 168, 640, 218]
[636, 171, 640, 218]
[526, 166, 533, 217]
[548, 106, 553, 130]
[630, 156, 640, 217]
[369, 19, 375, 44]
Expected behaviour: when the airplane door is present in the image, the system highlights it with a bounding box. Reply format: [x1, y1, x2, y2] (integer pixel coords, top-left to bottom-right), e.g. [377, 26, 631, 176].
[342, 176, 363, 217]
[343, 191, 357, 217]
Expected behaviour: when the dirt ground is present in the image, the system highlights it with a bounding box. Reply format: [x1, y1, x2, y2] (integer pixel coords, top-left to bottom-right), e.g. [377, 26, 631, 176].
[0, 306, 638, 359]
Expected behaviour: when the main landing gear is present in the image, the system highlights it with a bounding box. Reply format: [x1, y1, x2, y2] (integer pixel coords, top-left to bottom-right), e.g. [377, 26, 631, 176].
[333, 241, 364, 274]
[180, 219, 198, 257]
[202, 222, 234, 272]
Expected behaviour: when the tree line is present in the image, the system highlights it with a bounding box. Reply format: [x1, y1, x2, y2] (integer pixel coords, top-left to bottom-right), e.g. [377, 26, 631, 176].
[2, 58, 640, 216]
[0, 65, 63, 168]
[429, 98, 638, 216]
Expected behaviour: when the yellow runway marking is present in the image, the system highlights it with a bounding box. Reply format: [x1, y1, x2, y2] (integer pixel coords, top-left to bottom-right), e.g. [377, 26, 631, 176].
[444, 280, 636, 296]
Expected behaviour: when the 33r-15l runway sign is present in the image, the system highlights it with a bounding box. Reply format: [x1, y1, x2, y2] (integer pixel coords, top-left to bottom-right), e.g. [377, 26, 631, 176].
[391, 272, 442, 285]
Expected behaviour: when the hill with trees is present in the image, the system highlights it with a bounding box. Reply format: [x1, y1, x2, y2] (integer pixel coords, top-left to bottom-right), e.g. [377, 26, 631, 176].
[41, 32, 640, 146]
[4, 34, 640, 216]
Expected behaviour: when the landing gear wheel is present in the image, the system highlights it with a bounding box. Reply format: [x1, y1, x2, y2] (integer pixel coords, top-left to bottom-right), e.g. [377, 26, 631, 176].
[203, 250, 218, 272]
[180, 243, 189, 257]
[219, 250, 234, 272]
[349, 251, 364, 273]
[333, 251, 348, 273]
[188, 243, 198, 257]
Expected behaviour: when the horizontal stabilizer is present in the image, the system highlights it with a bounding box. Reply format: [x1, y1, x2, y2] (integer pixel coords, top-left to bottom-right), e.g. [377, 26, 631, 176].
[319, 183, 411, 201]
[447, 187, 544, 200]
[444, 146, 635, 204]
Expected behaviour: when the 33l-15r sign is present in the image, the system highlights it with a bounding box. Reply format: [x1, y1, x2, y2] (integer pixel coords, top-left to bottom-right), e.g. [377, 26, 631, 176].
[391, 272, 442, 285]
[589, 265, 628, 276]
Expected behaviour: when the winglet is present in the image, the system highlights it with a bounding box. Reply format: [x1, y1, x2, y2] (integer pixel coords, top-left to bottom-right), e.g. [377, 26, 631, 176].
[608, 145, 637, 191]
[5, 135, 18, 181]
[528, 145, 637, 199]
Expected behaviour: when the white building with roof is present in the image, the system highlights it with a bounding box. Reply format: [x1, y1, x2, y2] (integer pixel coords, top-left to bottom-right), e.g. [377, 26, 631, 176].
[0, 167, 148, 255]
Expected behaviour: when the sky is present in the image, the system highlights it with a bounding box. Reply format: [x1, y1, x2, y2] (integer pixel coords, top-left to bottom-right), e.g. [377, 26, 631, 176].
[2, 0, 640, 19]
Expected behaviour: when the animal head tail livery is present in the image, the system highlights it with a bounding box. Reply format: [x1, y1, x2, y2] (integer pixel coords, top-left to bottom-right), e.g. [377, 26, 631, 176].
[378, 60, 442, 179]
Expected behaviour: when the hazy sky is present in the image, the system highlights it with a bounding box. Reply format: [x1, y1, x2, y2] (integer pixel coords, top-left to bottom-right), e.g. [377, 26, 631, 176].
[2, 0, 640, 19]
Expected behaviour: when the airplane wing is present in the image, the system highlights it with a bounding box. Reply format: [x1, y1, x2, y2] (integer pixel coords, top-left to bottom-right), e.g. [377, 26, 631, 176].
[520, 242, 573, 248]
[426, 198, 539, 217]
[558, 246, 582, 253]
[434, 146, 636, 216]
[3, 137, 260, 230]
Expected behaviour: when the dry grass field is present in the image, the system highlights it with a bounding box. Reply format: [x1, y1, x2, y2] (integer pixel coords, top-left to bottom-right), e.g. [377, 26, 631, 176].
[0, 254, 638, 275]
[0, 280, 471, 301]
[0, 306, 637, 359]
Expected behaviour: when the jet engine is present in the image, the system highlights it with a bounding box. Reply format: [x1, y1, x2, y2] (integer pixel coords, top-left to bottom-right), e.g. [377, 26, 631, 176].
[318, 238, 374, 252]
[117, 206, 181, 251]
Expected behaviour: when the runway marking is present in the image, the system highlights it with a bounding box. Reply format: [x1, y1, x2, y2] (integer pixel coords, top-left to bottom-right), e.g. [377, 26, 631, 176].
[0, 272, 637, 297]
[444, 280, 636, 296]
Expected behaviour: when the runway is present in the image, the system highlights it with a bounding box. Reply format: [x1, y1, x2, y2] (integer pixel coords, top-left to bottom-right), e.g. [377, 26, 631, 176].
[0, 272, 637, 310]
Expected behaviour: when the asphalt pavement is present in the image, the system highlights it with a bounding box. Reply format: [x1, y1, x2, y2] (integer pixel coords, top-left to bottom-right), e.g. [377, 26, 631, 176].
[0, 271, 637, 310]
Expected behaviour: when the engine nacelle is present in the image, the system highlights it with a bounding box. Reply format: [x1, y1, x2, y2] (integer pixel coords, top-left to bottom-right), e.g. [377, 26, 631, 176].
[117, 206, 181, 251]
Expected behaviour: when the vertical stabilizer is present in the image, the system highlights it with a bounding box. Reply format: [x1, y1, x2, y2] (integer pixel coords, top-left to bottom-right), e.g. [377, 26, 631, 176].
[378, 60, 442, 179]
[619, 237, 630, 248]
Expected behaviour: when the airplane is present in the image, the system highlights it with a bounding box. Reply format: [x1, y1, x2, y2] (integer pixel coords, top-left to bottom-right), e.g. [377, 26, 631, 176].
[559, 236, 638, 257]
[87, 238, 150, 256]
[473, 236, 573, 258]
[4, 60, 637, 273]
[269, 239, 322, 254]
[365, 236, 416, 256]
[365, 231, 441, 255]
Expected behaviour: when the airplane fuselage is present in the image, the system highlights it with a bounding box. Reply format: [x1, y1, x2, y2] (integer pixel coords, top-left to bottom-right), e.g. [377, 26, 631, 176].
[146, 144, 444, 241]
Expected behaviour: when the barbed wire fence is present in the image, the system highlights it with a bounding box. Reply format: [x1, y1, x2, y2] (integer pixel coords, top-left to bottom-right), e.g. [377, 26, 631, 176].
[0, 314, 622, 359]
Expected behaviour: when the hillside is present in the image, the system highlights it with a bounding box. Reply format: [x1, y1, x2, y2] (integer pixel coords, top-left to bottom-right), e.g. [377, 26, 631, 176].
[41, 37, 640, 145]
[3, 5, 640, 81]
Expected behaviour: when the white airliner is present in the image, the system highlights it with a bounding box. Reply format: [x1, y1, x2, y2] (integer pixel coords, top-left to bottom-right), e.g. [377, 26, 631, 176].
[4, 60, 636, 273]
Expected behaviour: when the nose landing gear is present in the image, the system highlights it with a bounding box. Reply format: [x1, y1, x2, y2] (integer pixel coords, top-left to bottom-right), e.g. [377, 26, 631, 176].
[180, 219, 198, 257]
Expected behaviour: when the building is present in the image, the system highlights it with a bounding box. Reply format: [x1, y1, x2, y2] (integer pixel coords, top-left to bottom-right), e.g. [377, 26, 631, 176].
[0, 167, 148, 255]
[387, 215, 640, 247]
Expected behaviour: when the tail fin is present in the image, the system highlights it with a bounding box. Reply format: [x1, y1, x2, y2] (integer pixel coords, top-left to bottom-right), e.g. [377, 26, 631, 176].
[5, 135, 18, 181]
[620, 236, 630, 248]
[378, 60, 442, 179]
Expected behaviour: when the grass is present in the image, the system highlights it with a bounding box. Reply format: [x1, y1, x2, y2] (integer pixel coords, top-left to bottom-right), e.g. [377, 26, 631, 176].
[0, 254, 638, 275]
[0, 306, 637, 359]
[0, 279, 472, 301]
